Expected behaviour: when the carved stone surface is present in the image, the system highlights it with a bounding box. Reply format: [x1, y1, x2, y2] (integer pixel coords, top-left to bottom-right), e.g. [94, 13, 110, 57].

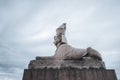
[54, 23, 102, 60]
[28, 57, 105, 69]
[54, 44, 87, 60]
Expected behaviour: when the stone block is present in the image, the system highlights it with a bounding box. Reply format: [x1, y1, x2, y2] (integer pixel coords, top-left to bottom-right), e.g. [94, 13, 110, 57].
[23, 68, 117, 80]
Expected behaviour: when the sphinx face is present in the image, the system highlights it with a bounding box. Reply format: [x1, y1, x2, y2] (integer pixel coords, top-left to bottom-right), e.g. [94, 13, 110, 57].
[54, 35, 61, 46]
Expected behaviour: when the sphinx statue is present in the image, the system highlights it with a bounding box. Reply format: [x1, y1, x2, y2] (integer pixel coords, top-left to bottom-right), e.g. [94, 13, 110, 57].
[54, 23, 102, 60]
[28, 23, 105, 69]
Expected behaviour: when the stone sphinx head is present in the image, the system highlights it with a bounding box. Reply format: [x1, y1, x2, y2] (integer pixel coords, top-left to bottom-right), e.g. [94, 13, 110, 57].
[54, 23, 67, 48]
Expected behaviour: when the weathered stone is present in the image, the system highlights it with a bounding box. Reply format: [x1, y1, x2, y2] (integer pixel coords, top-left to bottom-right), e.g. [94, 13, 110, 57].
[28, 56, 105, 69]
[23, 68, 117, 80]
[54, 23, 102, 60]
[54, 44, 87, 60]
[87, 47, 102, 60]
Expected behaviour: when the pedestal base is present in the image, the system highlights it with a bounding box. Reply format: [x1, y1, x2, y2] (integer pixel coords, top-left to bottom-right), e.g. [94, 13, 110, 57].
[23, 57, 117, 80]
[23, 68, 117, 80]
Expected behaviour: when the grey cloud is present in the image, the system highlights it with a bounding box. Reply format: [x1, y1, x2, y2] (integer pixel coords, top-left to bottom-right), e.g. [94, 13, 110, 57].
[0, 0, 120, 80]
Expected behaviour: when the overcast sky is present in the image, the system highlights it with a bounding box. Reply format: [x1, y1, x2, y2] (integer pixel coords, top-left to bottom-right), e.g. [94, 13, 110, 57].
[0, 0, 120, 80]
